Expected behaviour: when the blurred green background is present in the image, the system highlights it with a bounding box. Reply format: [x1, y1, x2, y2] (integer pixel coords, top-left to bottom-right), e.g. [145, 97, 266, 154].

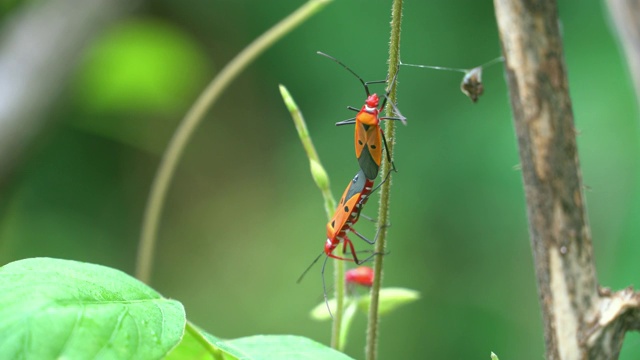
[1, 1, 639, 359]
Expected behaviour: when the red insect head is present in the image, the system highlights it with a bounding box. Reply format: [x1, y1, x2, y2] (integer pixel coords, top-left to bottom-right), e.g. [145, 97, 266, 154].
[365, 94, 380, 110]
[324, 238, 335, 256]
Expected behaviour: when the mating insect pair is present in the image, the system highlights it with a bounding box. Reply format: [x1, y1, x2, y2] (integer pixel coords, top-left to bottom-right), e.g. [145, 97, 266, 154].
[298, 53, 407, 316]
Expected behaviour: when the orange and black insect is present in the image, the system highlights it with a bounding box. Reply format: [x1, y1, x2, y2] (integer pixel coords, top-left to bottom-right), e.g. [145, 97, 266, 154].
[298, 169, 389, 316]
[400, 56, 504, 102]
[318, 52, 407, 180]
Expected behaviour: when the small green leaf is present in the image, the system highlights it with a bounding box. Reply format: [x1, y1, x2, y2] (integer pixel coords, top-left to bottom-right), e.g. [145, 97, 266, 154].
[226, 335, 354, 360]
[357, 287, 420, 315]
[310, 298, 338, 321]
[0, 258, 185, 359]
[311, 287, 420, 320]
[310, 297, 361, 321]
[491, 351, 500, 360]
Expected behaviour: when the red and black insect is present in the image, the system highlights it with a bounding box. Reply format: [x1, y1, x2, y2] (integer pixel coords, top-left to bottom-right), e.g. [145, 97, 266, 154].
[318, 52, 407, 180]
[298, 169, 389, 316]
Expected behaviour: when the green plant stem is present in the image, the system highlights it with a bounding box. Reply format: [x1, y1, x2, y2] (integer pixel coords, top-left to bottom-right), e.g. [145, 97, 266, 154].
[135, 0, 333, 283]
[279, 85, 344, 350]
[332, 244, 346, 350]
[366, 0, 403, 359]
[280, 85, 336, 216]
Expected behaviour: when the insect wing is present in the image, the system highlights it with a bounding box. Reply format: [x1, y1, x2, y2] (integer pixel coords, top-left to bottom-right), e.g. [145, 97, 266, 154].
[343, 169, 367, 200]
[355, 120, 382, 180]
[327, 170, 367, 237]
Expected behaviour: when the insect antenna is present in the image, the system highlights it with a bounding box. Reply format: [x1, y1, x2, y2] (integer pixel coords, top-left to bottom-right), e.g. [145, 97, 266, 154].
[297, 250, 325, 284]
[317, 51, 386, 97]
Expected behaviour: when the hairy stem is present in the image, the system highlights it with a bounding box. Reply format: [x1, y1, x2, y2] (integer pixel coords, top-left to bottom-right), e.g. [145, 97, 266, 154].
[366, 0, 403, 359]
[135, 0, 332, 283]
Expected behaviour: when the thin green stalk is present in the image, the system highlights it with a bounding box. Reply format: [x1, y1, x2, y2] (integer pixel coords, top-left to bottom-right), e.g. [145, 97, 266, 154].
[331, 246, 346, 350]
[366, 0, 403, 359]
[135, 0, 333, 283]
[280, 85, 336, 216]
[279, 85, 345, 350]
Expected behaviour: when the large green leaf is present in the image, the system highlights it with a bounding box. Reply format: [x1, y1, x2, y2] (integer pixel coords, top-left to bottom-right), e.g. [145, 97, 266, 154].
[0, 257, 185, 359]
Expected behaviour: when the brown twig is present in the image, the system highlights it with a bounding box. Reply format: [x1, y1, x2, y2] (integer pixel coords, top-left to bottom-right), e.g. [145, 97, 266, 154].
[493, 0, 640, 358]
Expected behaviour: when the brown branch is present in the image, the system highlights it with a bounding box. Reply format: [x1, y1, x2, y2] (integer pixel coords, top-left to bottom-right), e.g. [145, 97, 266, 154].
[493, 0, 640, 358]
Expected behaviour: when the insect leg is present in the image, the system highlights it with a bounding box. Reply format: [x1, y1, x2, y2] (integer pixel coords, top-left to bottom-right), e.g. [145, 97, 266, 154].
[320, 255, 333, 318]
[336, 118, 356, 126]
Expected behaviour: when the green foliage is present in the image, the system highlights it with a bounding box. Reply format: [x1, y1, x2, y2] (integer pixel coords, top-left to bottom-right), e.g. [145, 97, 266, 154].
[311, 287, 420, 321]
[166, 325, 218, 359]
[357, 287, 420, 316]
[280, 84, 336, 215]
[309, 287, 420, 349]
[0, 258, 185, 359]
[70, 18, 211, 154]
[2, 0, 639, 358]
[0, 0, 22, 19]
[75, 18, 209, 115]
[0, 258, 353, 359]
